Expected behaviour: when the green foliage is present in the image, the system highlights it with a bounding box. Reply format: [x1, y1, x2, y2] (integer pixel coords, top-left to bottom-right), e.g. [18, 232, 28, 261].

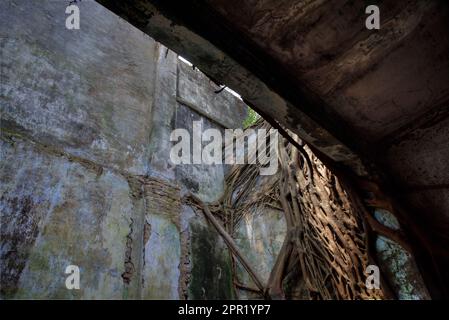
[242, 107, 259, 128]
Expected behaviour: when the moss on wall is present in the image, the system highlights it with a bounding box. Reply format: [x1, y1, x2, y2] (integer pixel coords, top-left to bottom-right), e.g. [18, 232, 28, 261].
[188, 223, 234, 299]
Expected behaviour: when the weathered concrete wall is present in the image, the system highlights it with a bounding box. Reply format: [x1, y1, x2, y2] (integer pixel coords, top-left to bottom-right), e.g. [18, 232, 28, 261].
[182, 205, 234, 299]
[385, 116, 449, 258]
[177, 61, 247, 129]
[0, 138, 140, 299]
[1, 0, 153, 299]
[1, 0, 245, 299]
[1, 0, 156, 176]
[234, 207, 286, 299]
[374, 209, 430, 300]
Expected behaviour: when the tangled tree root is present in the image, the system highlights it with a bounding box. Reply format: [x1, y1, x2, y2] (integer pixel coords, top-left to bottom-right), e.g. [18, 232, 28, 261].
[184, 119, 411, 300]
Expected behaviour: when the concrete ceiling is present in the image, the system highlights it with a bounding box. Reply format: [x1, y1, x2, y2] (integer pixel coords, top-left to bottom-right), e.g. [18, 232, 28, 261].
[96, 0, 449, 297]
[208, 0, 449, 141]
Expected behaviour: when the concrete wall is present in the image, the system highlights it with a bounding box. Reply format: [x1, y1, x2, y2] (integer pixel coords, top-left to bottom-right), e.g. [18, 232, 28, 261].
[0, 0, 246, 299]
[374, 209, 430, 299]
[234, 207, 286, 299]
[385, 116, 449, 288]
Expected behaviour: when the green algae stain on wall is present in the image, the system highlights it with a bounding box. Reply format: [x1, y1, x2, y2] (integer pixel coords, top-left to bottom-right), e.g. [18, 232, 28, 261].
[188, 223, 234, 299]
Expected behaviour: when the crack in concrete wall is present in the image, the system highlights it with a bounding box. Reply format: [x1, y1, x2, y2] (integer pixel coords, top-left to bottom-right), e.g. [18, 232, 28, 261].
[121, 218, 135, 285]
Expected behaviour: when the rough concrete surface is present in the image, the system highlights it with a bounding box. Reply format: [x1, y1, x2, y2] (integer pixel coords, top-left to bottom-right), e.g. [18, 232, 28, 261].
[0, 0, 246, 299]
